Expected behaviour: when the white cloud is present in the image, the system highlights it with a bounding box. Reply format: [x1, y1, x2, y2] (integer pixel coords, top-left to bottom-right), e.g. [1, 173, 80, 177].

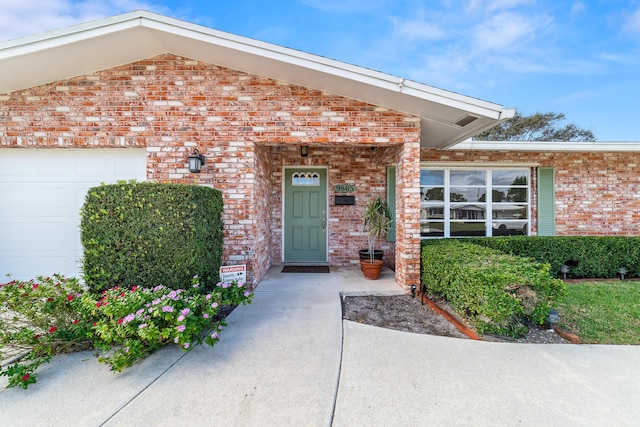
[472, 11, 552, 52]
[0, 0, 165, 42]
[392, 17, 446, 41]
[466, 0, 535, 14]
[569, 1, 586, 17]
[623, 7, 640, 33]
[300, 0, 388, 13]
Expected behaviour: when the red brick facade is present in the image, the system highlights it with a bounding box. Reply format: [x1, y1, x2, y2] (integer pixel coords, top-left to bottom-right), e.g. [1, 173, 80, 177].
[0, 54, 421, 288]
[4, 53, 639, 289]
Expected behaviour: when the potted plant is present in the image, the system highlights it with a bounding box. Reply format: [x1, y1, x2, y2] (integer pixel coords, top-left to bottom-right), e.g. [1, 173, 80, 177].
[360, 195, 393, 280]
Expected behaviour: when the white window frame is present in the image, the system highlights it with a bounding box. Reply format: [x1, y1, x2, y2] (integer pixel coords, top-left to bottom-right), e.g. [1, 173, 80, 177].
[420, 167, 531, 238]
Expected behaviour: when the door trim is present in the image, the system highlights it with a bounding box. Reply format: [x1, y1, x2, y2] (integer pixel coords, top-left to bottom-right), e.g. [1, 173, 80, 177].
[281, 166, 329, 263]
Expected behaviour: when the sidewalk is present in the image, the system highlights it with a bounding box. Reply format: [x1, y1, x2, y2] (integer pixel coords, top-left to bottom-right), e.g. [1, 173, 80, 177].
[1, 266, 639, 426]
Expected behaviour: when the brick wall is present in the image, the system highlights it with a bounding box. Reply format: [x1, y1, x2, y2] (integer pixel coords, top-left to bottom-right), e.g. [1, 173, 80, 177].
[421, 149, 640, 235]
[1, 54, 421, 287]
[268, 145, 399, 268]
[396, 141, 422, 288]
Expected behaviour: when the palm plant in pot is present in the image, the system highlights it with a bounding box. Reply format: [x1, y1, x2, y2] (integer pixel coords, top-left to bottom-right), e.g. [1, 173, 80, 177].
[361, 195, 393, 280]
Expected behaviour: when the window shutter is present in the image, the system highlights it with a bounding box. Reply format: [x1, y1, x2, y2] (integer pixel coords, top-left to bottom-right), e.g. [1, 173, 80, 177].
[386, 166, 396, 242]
[537, 168, 555, 236]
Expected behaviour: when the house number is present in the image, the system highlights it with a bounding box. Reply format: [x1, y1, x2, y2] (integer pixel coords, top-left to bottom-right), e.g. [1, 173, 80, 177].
[334, 184, 355, 193]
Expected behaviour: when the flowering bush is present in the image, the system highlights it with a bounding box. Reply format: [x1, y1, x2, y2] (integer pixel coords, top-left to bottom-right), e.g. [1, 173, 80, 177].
[0, 274, 92, 388]
[1, 274, 252, 388]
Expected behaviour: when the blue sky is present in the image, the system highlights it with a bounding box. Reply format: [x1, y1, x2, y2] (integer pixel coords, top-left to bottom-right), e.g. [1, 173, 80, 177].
[2, 0, 640, 141]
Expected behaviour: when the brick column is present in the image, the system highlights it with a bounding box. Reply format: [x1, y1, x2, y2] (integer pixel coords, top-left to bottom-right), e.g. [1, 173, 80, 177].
[395, 141, 421, 290]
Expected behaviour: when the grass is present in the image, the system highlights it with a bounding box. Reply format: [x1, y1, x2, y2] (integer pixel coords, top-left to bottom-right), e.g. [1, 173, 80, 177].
[557, 280, 640, 345]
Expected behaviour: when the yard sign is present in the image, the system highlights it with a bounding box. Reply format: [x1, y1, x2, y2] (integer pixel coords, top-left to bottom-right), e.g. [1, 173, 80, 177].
[220, 265, 247, 284]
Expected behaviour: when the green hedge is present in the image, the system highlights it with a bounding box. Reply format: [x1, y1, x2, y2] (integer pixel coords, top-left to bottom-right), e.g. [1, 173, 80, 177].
[463, 236, 640, 279]
[422, 239, 566, 337]
[81, 181, 224, 292]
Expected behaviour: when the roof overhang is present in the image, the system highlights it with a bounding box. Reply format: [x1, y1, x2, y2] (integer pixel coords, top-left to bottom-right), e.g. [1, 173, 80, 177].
[0, 10, 514, 149]
[452, 140, 640, 151]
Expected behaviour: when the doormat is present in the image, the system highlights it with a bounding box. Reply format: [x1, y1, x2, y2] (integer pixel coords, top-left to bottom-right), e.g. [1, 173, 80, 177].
[281, 265, 330, 273]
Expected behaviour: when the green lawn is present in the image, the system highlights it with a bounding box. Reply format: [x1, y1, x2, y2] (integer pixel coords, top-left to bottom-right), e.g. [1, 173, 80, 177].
[557, 280, 640, 345]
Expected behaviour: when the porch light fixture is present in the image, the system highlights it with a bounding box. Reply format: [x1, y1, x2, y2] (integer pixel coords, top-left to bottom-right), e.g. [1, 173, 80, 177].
[300, 145, 309, 157]
[188, 149, 206, 173]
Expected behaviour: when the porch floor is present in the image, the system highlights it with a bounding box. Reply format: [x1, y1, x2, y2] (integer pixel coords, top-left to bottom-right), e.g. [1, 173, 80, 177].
[257, 265, 405, 295]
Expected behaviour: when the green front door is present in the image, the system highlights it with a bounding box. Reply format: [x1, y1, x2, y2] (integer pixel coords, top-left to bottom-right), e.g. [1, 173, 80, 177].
[284, 168, 327, 262]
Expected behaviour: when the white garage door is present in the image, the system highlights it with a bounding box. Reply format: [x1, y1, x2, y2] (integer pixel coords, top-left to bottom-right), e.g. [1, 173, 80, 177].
[0, 149, 146, 281]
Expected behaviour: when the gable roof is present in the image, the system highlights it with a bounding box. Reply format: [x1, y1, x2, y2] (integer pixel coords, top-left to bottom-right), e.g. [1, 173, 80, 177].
[0, 10, 514, 149]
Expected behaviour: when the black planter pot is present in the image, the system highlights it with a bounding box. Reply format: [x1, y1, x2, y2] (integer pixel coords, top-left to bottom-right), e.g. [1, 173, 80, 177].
[359, 249, 383, 261]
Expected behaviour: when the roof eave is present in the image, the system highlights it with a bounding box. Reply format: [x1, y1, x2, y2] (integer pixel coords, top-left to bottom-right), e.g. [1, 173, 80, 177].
[0, 10, 511, 148]
[450, 140, 640, 151]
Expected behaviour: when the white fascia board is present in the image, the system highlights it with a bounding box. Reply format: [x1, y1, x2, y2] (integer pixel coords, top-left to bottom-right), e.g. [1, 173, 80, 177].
[1, 10, 507, 121]
[0, 13, 144, 57]
[167, 22, 506, 118]
[401, 80, 506, 119]
[140, 13, 511, 120]
[451, 140, 640, 152]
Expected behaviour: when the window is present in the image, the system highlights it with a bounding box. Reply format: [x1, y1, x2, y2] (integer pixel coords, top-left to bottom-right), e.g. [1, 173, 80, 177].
[292, 172, 320, 186]
[420, 168, 530, 238]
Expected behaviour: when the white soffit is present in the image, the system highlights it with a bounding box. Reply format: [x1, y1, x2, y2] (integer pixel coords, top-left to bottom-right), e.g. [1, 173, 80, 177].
[452, 140, 640, 152]
[0, 10, 513, 149]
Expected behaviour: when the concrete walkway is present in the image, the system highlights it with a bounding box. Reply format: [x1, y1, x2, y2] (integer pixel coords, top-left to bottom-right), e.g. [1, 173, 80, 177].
[1, 266, 639, 426]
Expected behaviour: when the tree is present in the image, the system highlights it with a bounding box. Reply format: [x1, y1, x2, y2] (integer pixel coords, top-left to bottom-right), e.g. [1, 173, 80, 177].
[474, 112, 596, 142]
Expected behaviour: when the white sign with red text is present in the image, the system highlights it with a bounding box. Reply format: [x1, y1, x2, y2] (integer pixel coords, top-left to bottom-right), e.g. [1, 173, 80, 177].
[219, 265, 246, 284]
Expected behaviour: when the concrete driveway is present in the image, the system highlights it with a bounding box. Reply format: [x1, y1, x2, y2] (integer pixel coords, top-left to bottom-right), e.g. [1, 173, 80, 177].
[1, 266, 638, 426]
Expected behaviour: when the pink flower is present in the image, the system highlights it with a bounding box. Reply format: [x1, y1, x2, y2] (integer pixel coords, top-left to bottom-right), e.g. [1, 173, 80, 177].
[131, 286, 138, 292]
[72, 319, 79, 325]
[211, 302, 218, 309]
[210, 332, 218, 339]
[139, 323, 147, 329]
[67, 294, 74, 301]
[22, 374, 29, 382]
[184, 342, 190, 349]
[117, 318, 123, 325]
[49, 326, 57, 333]
[32, 283, 39, 290]
[162, 306, 174, 313]
[244, 291, 250, 297]
[176, 325, 186, 332]
[203, 313, 209, 319]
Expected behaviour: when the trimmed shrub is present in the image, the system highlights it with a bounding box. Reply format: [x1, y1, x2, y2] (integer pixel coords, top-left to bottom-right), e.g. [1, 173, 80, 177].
[81, 181, 224, 292]
[464, 236, 640, 279]
[422, 239, 566, 337]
